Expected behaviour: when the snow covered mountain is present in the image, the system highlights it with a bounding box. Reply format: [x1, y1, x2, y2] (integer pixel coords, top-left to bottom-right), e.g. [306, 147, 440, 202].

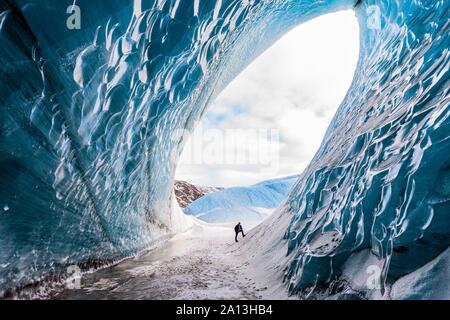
[173, 180, 222, 208]
[184, 176, 298, 223]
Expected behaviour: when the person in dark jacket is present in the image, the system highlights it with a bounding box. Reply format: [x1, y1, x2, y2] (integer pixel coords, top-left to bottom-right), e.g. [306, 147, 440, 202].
[234, 222, 245, 242]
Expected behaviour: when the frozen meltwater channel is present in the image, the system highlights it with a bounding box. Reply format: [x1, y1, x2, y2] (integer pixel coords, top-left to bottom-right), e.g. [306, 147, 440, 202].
[0, 0, 449, 299]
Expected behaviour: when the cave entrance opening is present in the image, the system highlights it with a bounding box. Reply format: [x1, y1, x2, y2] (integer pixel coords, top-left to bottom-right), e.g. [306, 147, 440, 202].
[174, 10, 360, 229]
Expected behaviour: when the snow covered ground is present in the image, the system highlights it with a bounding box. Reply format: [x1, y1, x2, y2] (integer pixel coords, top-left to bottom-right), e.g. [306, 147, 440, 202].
[54, 220, 284, 300]
[52, 214, 449, 300]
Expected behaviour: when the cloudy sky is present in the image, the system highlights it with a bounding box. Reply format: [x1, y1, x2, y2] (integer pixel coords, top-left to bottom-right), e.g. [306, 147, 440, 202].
[176, 10, 360, 187]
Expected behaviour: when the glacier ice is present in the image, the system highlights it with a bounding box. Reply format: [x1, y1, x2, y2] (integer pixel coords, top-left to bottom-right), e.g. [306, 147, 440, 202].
[184, 176, 298, 223]
[277, 0, 450, 296]
[0, 0, 449, 298]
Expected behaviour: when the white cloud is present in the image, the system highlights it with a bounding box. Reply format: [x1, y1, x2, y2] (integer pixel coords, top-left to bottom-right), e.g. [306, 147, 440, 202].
[177, 10, 360, 187]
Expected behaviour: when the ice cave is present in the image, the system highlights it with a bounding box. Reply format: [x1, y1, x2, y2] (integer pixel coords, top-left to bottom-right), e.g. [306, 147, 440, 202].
[0, 0, 448, 299]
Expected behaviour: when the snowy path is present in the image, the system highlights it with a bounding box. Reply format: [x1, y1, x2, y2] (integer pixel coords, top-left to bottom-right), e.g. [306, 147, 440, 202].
[54, 222, 270, 300]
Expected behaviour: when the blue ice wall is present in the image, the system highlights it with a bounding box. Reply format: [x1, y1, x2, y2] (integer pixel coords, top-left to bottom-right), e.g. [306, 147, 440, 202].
[0, 0, 448, 298]
[283, 0, 449, 295]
